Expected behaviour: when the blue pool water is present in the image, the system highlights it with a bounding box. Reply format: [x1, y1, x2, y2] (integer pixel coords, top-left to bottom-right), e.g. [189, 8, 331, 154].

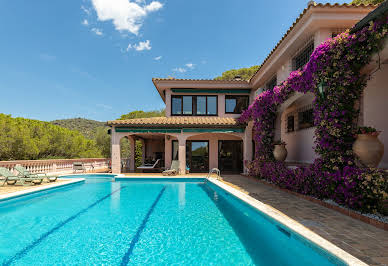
[0, 175, 345, 265]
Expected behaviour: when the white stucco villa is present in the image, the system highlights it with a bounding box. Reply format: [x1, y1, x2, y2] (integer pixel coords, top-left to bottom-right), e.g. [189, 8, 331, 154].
[108, 2, 388, 174]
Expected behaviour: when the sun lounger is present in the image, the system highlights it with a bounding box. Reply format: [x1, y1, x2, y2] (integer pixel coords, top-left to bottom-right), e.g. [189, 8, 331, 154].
[14, 165, 56, 183]
[162, 160, 180, 176]
[137, 159, 161, 172]
[0, 167, 42, 186]
[73, 162, 86, 173]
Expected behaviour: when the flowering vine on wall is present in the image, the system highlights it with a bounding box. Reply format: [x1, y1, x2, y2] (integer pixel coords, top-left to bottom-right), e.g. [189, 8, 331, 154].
[240, 16, 388, 213]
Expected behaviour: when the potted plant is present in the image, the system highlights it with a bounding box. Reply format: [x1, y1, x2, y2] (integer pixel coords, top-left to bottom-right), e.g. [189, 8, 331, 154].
[353, 126, 384, 168]
[273, 140, 287, 162]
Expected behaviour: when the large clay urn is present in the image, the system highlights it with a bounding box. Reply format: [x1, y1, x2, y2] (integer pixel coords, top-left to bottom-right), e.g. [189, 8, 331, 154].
[273, 144, 288, 162]
[353, 133, 384, 168]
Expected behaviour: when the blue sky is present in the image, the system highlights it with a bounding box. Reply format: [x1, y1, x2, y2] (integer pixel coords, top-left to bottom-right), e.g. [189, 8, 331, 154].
[0, 0, 347, 122]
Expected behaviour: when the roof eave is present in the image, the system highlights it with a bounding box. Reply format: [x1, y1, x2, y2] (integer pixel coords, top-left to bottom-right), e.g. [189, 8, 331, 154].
[249, 3, 378, 87]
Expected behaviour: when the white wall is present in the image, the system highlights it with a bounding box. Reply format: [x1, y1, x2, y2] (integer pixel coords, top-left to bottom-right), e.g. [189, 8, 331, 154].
[279, 94, 317, 164]
[363, 63, 388, 168]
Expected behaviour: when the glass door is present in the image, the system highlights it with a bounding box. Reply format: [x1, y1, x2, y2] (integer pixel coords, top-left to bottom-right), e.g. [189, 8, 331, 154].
[186, 141, 209, 173]
[218, 140, 243, 173]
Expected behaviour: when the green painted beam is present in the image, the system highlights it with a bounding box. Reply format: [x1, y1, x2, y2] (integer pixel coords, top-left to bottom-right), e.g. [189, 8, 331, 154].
[115, 128, 181, 133]
[115, 127, 244, 133]
[171, 89, 251, 94]
[182, 128, 244, 133]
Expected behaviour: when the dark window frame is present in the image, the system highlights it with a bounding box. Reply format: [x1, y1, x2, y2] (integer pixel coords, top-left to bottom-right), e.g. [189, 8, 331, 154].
[292, 41, 314, 71]
[186, 140, 209, 173]
[171, 95, 218, 116]
[225, 95, 250, 114]
[287, 115, 295, 133]
[172, 140, 179, 161]
[298, 108, 314, 130]
[265, 76, 277, 91]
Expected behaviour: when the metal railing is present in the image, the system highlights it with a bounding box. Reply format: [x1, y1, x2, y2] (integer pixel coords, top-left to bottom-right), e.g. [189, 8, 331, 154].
[207, 168, 221, 180]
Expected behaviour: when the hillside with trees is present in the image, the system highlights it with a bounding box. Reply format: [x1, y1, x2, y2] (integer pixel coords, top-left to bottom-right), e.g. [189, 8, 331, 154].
[47, 110, 167, 163]
[119, 109, 165, 120]
[215, 65, 260, 81]
[0, 114, 102, 160]
[51, 118, 105, 139]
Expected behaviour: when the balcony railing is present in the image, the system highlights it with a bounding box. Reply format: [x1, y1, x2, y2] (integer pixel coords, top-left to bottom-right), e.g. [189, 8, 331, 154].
[0, 158, 109, 175]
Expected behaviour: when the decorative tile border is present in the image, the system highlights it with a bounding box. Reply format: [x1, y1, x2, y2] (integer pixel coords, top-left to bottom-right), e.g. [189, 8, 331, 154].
[243, 175, 388, 231]
[207, 177, 367, 266]
[0, 178, 85, 202]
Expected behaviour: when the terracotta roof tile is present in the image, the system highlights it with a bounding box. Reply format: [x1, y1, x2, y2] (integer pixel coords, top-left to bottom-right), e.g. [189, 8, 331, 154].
[107, 116, 243, 128]
[249, 2, 377, 84]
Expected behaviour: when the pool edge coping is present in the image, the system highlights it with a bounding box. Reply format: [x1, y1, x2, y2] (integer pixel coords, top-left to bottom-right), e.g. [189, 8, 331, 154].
[207, 177, 367, 266]
[0, 178, 85, 202]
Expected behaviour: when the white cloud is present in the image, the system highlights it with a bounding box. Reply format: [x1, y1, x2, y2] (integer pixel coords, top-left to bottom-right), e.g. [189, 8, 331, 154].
[82, 19, 89, 26]
[173, 67, 186, 73]
[81, 5, 91, 15]
[154, 56, 162, 60]
[185, 63, 195, 69]
[91, 28, 103, 36]
[90, 0, 163, 35]
[127, 40, 151, 51]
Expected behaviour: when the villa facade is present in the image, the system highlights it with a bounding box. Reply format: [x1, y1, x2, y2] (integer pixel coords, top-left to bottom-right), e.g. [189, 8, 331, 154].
[108, 2, 388, 174]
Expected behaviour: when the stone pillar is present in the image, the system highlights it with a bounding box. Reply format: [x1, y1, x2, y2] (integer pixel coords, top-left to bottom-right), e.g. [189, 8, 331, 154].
[165, 135, 172, 169]
[128, 135, 136, 172]
[209, 137, 218, 170]
[243, 122, 253, 174]
[178, 135, 187, 175]
[111, 128, 121, 174]
[218, 94, 225, 116]
[165, 90, 172, 117]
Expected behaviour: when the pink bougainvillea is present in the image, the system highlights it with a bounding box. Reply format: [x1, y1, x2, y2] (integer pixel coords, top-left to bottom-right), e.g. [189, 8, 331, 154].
[241, 17, 388, 213]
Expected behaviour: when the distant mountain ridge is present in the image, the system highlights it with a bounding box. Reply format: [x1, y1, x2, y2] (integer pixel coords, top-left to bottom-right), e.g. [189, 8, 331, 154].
[51, 118, 105, 139]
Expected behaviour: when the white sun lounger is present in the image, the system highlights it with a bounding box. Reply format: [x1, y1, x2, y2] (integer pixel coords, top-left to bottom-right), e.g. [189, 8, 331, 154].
[137, 159, 161, 172]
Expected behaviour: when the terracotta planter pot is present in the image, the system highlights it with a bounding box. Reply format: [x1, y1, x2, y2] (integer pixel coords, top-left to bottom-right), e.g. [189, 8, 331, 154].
[273, 144, 287, 162]
[353, 133, 384, 168]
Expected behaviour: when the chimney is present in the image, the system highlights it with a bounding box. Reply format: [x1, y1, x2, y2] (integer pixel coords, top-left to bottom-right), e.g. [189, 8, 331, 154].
[233, 75, 242, 81]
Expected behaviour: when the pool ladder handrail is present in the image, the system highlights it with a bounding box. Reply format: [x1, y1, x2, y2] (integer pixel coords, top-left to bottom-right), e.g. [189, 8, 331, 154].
[207, 168, 221, 180]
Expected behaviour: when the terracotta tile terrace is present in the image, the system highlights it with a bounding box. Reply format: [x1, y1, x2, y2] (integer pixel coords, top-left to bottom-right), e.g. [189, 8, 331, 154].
[220, 174, 388, 266]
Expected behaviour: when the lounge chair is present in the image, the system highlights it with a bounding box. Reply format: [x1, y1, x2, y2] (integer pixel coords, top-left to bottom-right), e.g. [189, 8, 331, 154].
[14, 165, 56, 183]
[0, 167, 42, 186]
[162, 160, 180, 176]
[137, 159, 161, 172]
[73, 162, 86, 173]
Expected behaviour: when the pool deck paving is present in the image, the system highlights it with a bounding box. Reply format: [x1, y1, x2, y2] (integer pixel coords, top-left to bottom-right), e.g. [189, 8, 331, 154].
[0, 180, 69, 195]
[0, 178, 84, 200]
[220, 174, 388, 266]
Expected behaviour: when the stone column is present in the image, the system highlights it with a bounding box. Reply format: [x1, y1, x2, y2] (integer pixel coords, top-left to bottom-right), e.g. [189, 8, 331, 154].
[178, 135, 187, 175]
[165, 90, 172, 117]
[209, 137, 218, 170]
[128, 135, 136, 172]
[165, 135, 172, 169]
[218, 94, 225, 116]
[243, 122, 253, 174]
[111, 127, 121, 174]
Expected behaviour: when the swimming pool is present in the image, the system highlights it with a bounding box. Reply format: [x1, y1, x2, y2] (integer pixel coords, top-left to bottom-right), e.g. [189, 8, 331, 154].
[0, 175, 351, 265]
